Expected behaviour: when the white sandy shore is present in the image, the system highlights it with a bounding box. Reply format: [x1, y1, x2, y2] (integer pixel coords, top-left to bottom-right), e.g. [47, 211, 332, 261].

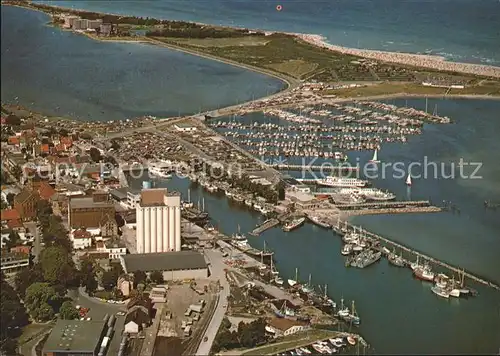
[295, 33, 500, 79]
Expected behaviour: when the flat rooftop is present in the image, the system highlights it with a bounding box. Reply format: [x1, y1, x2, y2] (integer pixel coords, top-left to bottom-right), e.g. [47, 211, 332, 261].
[122, 251, 207, 273]
[43, 319, 106, 353]
[69, 197, 114, 209]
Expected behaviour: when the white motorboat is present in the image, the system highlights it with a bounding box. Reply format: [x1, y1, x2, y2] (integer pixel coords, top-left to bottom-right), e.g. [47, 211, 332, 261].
[431, 285, 450, 299]
[341, 244, 353, 256]
[274, 276, 284, 285]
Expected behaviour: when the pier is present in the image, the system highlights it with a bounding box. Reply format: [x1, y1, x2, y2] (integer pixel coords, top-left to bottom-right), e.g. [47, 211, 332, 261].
[336, 200, 436, 210]
[336, 221, 500, 291]
[249, 219, 280, 236]
[272, 164, 359, 172]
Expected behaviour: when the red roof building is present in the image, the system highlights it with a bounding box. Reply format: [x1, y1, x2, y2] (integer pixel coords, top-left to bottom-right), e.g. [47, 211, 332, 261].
[1, 209, 21, 222]
[37, 182, 56, 201]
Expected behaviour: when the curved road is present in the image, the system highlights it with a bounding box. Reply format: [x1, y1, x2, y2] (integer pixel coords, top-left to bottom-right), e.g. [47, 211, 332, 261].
[196, 249, 230, 355]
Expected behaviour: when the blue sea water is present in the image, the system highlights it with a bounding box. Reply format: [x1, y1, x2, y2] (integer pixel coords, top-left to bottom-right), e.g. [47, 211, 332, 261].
[0, 5, 284, 121]
[37, 0, 500, 66]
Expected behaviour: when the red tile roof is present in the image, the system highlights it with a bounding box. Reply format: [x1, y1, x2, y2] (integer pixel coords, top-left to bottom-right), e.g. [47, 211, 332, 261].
[38, 182, 56, 201]
[7, 219, 24, 229]
[8, 137, 20, 145]
[73, 229, 91, 239]
[1, 209, 21, 221]
[40, 144, 50, 153]
[10, 245, 30, 254]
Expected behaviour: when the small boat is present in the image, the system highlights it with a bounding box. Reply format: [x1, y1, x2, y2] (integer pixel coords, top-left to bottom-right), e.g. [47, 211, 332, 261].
[337, 298, 350, 318]
[288, 267, 299, 287]
[283, 217, 306, 232]
[431, 285, 450, 299]
[244, 199, 253, 207]
[369, 149, 380, 163]
[308, 215, 331, 229]
[347, 335, 356, 346]
[341, 244, 353, 256]
[406, 173, 412, 186]
[274, 276, 284, 285]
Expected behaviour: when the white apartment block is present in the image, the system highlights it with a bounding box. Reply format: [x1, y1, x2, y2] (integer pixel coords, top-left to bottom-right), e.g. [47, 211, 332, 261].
[136, 189, 181, 254]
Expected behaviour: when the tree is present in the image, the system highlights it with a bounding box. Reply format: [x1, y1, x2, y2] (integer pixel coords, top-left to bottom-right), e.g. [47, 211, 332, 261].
[1, 275, 29, 355]
[4, 230, 21, 250]
[41, 216, 72, 252]
[40, 246, 78, 287]
[133, 270, 147, 287]
[5, 114, 21, 126]
[84, 274, 98, 295]
[6, 192, 15, 207]
[24, 283, 59, 322]
[58, 301, 78, 320]
[101, 271, 117, 291]
[149, 271, 164, 284]
[89, 147, 102, 162]
[14, 264, 45, 298]
[36, 199, 53, 219]
[11, 165, 22, 181]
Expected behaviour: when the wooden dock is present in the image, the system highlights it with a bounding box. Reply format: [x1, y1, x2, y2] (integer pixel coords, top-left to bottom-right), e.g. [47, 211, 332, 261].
[343, 206, 442, 216]
[271, 164, 359, 172]
[336, 221, 500, 291]
[249, 219, 280, 236]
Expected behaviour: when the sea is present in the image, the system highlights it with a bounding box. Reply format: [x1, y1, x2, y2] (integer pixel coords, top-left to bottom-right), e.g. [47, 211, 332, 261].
[1, 1, 500, 354]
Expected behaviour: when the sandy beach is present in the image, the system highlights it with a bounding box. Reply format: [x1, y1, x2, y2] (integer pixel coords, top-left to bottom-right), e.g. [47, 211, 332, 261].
[296, 33, 500, 79]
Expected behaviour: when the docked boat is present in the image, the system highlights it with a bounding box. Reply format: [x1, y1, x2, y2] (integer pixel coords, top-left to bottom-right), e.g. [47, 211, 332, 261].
[288, 267, 299, 287]
[244, 199, 253, 207]
[318, 176, 368, 188]
[274, 276, 284, 286]
[343, 300, 360, 325]
[346, 336, 357, 346]
[352, 249, 381, 268]
[388, 250, 405, 267]
[300, 274, 314, 294]
[148, 163, 173, 178]
[431, 285, 450, 299]
[413, 265, 435, 282]
[233, 194, 245, 203]
[406, 173, 412, 186]
[361, 189, 396, 201]
[308, 215, 331, 229]
[341, 244, 353, 256]
[283, 217, 306, 232]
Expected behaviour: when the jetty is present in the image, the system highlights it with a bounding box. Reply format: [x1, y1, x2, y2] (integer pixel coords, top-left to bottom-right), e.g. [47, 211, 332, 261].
[272, 164, 359, 172]
[335, 221, 500, 291]
[249, 219, 280, 236]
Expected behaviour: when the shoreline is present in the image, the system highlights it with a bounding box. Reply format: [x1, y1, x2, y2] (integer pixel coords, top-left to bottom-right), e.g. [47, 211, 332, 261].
[5, 1, 500, 79]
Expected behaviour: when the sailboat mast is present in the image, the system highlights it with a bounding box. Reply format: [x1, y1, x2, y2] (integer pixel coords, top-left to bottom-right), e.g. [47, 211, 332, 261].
[188, 188, 191, 203]
[202, 197, 205, 212]
[295, 267, 298, 281]
[425, 97, 428, 113]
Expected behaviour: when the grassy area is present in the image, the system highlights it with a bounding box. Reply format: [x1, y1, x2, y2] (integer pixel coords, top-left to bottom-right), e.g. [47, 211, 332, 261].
[323, 82, 500, 98]
[240, 329, 339, 356]
[266, 60, 318, 78]
[150, 34, 483, 85]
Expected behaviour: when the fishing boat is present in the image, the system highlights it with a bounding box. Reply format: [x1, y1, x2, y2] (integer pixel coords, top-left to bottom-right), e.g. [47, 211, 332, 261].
[308, 215, 331, 229]
[232, 225, 246, 241]
[343, 301, 360, 325]
[341, 244, 353, 256]
[431, 285, 450, 299]
[369, 149, 380, 163]
[406, 173, 412, 186]
[337, 298, 350, 318]
[282, 217, 306, 232]
[410, 256, 421, 271]
[288, 267, 299, 287]
[301, 274, 314, 294]
[413, 265, 435, 282]
[388, 250, 405, 267]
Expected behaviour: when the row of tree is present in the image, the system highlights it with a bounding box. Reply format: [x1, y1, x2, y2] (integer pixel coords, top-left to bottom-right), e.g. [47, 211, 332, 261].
[212, 317, 268, 352]
[146, 27, 264, 39]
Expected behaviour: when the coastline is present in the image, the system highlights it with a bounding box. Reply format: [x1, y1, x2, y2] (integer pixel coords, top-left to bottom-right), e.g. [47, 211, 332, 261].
[295, 33, 500, 79]
[5, 1, 500, 79]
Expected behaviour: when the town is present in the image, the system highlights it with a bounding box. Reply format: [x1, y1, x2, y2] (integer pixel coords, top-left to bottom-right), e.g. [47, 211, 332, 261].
[2, 84, 498, 356]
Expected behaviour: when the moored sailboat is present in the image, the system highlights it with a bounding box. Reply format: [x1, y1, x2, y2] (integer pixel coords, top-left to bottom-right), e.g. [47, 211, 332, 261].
[369, 149, 380, 163]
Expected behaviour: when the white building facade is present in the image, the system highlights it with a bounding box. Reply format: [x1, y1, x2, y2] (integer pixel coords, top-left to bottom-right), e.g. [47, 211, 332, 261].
[136, 189, 181, 253]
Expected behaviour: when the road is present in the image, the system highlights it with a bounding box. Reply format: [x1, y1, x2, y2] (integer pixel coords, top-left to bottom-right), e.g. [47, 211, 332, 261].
[196, 249, 230, 355]
[69, 288, 126, 356]
[24, 221, 41, 262]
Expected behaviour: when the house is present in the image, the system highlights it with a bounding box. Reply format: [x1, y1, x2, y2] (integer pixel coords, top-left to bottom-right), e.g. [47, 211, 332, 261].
[266, 318, 309, 337]
[1, 209, 20, 223]
[117, 275, 133, 297]
[71, 228, 92, 250]
[104, 240, 127, 260]
[13, 189, 39, 220]
[124, 307, 151, 334]
[174, 123, 197, 132]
